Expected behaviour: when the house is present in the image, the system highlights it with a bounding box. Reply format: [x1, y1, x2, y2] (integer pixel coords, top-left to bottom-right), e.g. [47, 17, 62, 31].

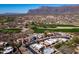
[58, 38, 69, 42]
[43, 47, 55, 54]
[31, 43, 44, 50]
[3, 46, 14, 54]
[74, 45, 79, 53]
[44, 38, 58, 45]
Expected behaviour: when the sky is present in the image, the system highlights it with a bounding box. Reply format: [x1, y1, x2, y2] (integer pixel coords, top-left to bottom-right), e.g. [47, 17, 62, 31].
[0, 4, 79, 14]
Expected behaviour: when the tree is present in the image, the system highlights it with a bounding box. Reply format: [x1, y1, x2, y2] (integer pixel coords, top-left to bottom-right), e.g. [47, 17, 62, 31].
[0, 46, 4, 53]
[54, 42, 64, 49]
[25, 23, 29, 28]
[73, 36, 79, 44]
[31, 22, 36, 25]
[44, 30, 49, 37]
[65, 36, 79, 47]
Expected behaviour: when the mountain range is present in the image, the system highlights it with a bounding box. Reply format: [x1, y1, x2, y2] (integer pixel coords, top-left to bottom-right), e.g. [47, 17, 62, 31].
[27, 6, 79, 14]
[1, 6, 79, 15]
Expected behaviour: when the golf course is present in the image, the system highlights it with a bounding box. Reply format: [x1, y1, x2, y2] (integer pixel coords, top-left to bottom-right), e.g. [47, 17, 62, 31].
[31, 23, 79, 33]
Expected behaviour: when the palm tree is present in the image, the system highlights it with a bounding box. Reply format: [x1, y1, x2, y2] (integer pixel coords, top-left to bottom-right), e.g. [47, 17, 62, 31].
[7, 33, 22, 54]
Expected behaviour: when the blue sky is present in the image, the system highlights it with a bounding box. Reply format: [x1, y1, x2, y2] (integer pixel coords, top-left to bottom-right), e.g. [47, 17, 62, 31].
[0, 4, 79, 14]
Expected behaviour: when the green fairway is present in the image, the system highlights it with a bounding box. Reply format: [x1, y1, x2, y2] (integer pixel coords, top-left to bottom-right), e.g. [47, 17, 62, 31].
[33, 28, 79, 33]
[31, 23, 79, 33]
[0, 28, 21, 33]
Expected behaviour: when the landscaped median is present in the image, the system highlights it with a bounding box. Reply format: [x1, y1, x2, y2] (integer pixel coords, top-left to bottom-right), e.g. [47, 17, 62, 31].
[0, 28, 21, 33]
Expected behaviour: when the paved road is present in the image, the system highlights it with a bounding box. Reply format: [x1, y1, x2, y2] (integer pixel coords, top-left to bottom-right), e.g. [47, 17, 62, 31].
[26, 46, 38, 54]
